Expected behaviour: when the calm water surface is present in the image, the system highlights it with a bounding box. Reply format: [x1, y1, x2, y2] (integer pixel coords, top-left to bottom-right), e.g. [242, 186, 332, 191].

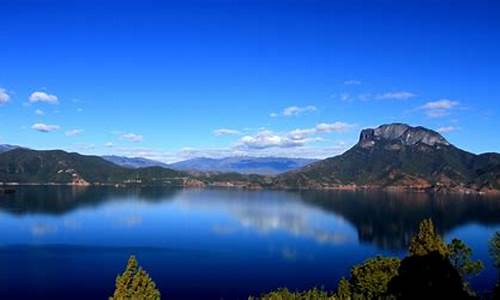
[0, 187, 499, 299]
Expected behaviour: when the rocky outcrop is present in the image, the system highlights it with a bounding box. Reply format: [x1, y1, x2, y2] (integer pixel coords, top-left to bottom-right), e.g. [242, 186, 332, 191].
[359, 123, 449, 148]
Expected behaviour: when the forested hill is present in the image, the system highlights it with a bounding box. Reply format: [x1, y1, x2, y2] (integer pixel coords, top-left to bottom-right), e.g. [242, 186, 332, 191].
[275, 123, 500, 193]
[0, 148, 193, 186]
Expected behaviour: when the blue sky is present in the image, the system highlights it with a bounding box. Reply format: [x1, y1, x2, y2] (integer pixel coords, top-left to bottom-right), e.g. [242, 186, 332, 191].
[0, 0, 499, 162]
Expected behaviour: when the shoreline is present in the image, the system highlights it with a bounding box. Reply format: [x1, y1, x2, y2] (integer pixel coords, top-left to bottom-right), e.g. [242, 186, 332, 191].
[2, 182, 500, 196]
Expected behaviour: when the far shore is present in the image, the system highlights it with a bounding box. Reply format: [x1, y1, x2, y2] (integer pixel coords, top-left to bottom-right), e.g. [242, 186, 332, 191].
[2, 182, 500, 196]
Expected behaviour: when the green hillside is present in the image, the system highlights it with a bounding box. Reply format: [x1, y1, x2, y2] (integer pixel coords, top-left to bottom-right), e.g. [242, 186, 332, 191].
[0, 148, 188, 186]
[276, 124, 500, 192]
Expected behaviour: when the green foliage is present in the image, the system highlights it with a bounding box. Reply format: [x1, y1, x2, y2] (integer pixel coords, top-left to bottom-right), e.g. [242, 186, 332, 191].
[491, 232, 500, 300]
[251, 287, 335, 300]
[335, 277, 351, 300]
[448, 238, 484, 278]
[110, 256, 161, 300]
[490, 231, 500, 269]
[388, 252, 474, 300]
[408, 219, 448, 257]
[0, 148, 189, 186]
[349, 256, 400, 299]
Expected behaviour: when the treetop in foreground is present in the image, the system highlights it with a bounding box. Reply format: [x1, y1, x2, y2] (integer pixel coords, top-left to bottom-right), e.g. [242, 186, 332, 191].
[249, 287, 335, 300]
[110, 255, 161, 300]
[408, 218, 448, 257]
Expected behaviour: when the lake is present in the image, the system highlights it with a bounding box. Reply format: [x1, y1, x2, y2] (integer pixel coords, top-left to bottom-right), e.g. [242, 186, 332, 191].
[0, 187, 499, 299]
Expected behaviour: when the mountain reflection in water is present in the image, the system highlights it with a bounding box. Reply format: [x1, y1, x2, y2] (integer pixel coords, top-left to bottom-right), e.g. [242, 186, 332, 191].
[2, 187, 500, 251]
[300, 190, 500, 249]
[1, 187, 500, 299]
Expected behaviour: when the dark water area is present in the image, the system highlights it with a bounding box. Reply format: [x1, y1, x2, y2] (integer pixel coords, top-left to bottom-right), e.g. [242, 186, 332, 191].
[0, 186, 499, 299]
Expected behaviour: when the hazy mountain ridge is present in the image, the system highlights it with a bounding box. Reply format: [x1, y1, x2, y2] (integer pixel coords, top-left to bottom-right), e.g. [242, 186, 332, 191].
[102, 155, 316, 175]
[168, 156, 317, 175]
[0, 144, 22, 154]
[102, 155, 170, 169]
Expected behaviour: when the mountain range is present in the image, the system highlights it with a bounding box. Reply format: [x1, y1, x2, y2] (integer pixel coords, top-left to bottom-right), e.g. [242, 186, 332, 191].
[1, 149, 314, 176]
[102, 155, 170, 169]
[167, 157, 317, 175]
[1, 123, 499, 193]
[275, 123, 500, 193]
[102, 155, 315, 175]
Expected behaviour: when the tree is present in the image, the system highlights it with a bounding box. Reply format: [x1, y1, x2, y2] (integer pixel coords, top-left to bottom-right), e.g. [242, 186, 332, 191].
[335, 277, 351, 300]
[448, 238, 484, 278]
[490, 232, 500, 300]
[491, 232, 500, 269]
[409, 218, 448, 257]
[110, 256, 161, 300]
[447, 239, 483, 296]
[250, 287, 335, 300]
[388, 251, 474, 300]
[349, 256, 400, 299]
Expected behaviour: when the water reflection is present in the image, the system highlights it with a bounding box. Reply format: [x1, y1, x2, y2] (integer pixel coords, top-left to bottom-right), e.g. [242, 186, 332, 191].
[1, 187, 500, 251]
[1, 187, 500, 299]
[176, 189, 353, 246]
[0, 186, 179, 215]
[300, 190, 500, 249]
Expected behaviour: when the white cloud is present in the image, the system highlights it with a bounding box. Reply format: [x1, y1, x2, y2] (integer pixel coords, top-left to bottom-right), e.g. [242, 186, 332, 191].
[340, 93, 351, 102]
[270, 105, 317, 117]
[29, 91, 59, 104]
[0, 88, 10, 104]
[103, 122, 354, 163]
[237, 130, 308, 149]
[121, 133, 143, 143]
[376, 91, 416, 100]
[32, 123, 60, 132]
[421, 99, 458, 110]
[288, 128, 317, 140]
[289, 122, 352, 139]
[426, 110, 448, 118]
[344, 80, 361, 85]
[213, 128, 241, 136]
[35, 109, 44, 115]
[282, 105, 317, 117]
[337, 91, 414, 102]
[236, 122, 354, 150]
[436, 126, 457, 133]
[420, 99, 459, 118]
[315, 122, 353, 133]
[65, 129, 83, 136]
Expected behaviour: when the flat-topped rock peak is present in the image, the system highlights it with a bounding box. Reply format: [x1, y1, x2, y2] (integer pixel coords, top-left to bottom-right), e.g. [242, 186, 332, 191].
[359, 123, 450, 148]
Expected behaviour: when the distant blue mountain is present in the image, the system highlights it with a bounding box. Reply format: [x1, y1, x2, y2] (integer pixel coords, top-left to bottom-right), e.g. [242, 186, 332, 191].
[102, 155, 170, 169]
[11, 150, 313, 175]
[168, 157, 318, 175]
[0, 144, 21, 153]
